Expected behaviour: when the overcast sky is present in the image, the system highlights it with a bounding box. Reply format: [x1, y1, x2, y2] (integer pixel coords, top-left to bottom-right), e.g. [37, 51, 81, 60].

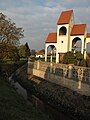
[0, 0, 90, 50]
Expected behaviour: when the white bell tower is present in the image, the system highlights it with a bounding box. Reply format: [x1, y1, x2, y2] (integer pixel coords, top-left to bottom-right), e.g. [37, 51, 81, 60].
[57, 10, 74, 53]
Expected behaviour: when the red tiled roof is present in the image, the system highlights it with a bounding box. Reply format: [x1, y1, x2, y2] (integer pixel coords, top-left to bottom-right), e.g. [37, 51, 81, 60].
[71, 24, 86, 36]
[87, 33, 90, 38]
[57, 10, 73, 25]
[36, 49, 45, 55]
[45, 32, 57, 43]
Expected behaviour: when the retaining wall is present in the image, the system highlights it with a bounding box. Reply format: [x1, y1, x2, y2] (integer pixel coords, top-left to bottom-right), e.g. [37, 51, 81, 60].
[28, 60, 90, 96]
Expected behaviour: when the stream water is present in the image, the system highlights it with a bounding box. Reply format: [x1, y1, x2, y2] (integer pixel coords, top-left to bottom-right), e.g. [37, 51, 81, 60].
[9, 76, 27, 100]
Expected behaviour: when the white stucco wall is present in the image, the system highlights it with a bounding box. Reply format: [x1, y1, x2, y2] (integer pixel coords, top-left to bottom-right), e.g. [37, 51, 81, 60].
[45, 43, 57, 48]
[36, 55, 44, 58]
[57, 24, 70, 53]
[56, 12, 74, 54]
[86, 37, 90, 44]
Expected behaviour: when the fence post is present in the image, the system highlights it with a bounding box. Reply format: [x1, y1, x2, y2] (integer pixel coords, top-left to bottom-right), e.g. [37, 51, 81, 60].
[50, 62, 53, 73]
[77, 68, 84, 89]
[37, 60, 40, 70]
[28, 57, 31, 75]
[68, 64, 73, 79]
[78, 80, 81, 89]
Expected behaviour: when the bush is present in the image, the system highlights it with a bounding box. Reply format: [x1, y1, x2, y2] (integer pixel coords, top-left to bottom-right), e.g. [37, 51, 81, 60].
[63, 51, 75, 64]
[63, 51, 86, 66]
[75, 52, 86, 66]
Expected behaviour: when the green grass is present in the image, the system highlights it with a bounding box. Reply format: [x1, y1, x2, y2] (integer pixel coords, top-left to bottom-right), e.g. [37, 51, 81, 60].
[0, 78, 51, 120]
[0, 59, 27, 66]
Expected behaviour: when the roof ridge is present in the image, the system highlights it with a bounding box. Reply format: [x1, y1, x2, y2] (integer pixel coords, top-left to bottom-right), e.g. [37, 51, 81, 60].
[74, 23, 86, 26]
[62, 9, 73, 13]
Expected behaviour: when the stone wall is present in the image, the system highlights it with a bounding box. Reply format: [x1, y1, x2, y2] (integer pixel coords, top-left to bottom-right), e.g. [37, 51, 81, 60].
[28, 60, 90, 96]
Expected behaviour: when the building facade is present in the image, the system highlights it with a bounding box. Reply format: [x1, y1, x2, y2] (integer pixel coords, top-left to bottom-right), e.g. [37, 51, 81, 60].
[45, 10, 90, 63]
[36, 49, 45, 58]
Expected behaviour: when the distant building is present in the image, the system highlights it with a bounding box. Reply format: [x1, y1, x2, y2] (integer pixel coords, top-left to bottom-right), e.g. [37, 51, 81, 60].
[45, 10, 90, 63]
[36, 49, 45, 58]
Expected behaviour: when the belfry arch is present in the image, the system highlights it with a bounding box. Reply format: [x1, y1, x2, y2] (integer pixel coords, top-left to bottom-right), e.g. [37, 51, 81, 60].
[59, 26, 67, 35]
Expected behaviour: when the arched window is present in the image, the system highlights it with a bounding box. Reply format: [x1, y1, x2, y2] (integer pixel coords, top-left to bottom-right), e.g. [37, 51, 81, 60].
[72, 37, 82, 52]
[59, 26, 67, 35]
[86, 42, 90, 53]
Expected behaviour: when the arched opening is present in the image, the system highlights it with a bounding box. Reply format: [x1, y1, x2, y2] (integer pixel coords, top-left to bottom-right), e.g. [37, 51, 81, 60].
[59, 26, 67, 35]
[86, 42, 90, 67]
[72, 37, 82, 53]
[86, 42, 90, 54]
[47, 45, 56, 62]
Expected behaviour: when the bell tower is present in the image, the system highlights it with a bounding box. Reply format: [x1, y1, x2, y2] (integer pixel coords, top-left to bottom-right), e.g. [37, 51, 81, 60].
[56, 10, 74, 62]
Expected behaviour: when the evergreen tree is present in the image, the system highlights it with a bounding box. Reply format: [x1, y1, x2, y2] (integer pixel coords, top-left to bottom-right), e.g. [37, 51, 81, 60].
[25, 42, 31, 58]
[19, 43, 30, 58]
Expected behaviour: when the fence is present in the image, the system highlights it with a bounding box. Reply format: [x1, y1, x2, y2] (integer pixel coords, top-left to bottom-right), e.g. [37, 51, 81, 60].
[28, 60, 90, 96]
[29, 61, 90, 84]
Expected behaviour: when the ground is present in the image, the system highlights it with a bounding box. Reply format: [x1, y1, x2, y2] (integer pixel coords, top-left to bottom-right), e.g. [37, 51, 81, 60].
[0, 78, 52, 120]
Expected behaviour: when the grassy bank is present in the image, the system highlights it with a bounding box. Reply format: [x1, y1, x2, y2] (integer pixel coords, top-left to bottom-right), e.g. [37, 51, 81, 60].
[0, 61, 52, 120]
[0, 78, 52, 120]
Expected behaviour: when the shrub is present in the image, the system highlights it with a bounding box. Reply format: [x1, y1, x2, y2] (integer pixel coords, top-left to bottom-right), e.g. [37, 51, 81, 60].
[75, 52, 86, 66]
[63, 51, 75, 64]
[63, 51, 86, 66]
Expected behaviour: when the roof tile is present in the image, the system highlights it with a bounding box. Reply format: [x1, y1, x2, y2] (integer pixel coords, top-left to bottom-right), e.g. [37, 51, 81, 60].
[45, 33, 57, 43]
[36, 50, 45, 55]
[71, 24, 86, 36]
[57, 10, 73, 25]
